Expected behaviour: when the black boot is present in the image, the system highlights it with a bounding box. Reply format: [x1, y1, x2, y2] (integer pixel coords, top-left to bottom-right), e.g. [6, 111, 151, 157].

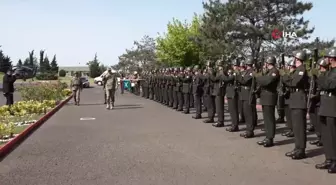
[328, 161, 336, 174]
[315, 160, 332, 170]
[212, 121, 224, 127]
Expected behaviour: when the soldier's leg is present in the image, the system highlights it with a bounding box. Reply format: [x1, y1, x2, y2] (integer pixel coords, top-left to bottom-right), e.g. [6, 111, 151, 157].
[72, 90, 77, 104]
[290, 109, 307, 159]
[183, 93, 190, 113]
[173, 91, 178, 109]
[106, 89, 111, 109]
[276, 96, 285, 123]
[260, 105, 276, 145]
[177, 92, 183, 111]
[213, 95, 224, 127]
[325, 117, 336, 173]
[111, 90, 115, 108]
[309, 107, 322, 146]
[239, 100, 245, 122]
[203, 94, 208, 111]
[169, 88, 173, 107]
[241, 100, 254, 137]
[104, 88, 107, 104]
[316, 116, 332, 169]
[226, 98, 239, 131]
[76, 89, 81, 105]
[190, 93, 194, 108]
[283, 104, 294, 137]
[166, 88, 169, 105]
[146, 87, 150, 99]
[193, 94, 202, 119]
[204, 96, 215, 123]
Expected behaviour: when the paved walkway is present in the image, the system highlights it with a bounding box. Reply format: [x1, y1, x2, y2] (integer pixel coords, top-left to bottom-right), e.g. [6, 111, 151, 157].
[0, 86, 335, 185]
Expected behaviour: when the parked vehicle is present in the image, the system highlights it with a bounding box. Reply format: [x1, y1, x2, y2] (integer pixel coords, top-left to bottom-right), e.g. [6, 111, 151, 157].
[80, 76, 90, 88]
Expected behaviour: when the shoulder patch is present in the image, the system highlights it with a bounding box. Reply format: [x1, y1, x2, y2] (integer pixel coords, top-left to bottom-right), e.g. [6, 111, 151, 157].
[298, 71, 304, 75]
[272, 73, 276, 76]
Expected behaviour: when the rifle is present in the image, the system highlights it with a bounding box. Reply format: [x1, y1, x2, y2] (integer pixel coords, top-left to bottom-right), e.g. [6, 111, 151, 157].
[249, 58, 257, 105]
[277, 53, 285, 96]
[307, 48, 318, 111]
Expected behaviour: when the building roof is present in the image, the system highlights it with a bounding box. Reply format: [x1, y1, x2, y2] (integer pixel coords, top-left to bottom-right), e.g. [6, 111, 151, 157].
[58, 66, 89, 72]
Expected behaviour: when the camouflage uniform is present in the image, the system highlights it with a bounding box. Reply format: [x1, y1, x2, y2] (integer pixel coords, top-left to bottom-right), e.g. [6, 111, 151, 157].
[70, 73, 82, 105]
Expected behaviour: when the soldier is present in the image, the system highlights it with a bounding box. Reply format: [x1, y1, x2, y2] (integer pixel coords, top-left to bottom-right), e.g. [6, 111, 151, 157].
[212, 59, 226, 127]
[203, 61, 216, 123]
[70, 72, 82, 106]
[168, 68, 174, 107]
[103, 68, 118, 109]
[238, 62, 246, 123]
[148, 71, 154, 100]
[224, 59, 240, 132]
[255, 56, 280, 147]
[316, 49, 336, 173]
[281, 59, 295, 138]
[236, 58, 256, 138]
[192, 65, 204, 119]
[282, 50, 309, 160]
[182, 67, 192, 114]
[176, 67, 184, 111]
[172, 67, 179, 109]
[202, 68, 208, 112]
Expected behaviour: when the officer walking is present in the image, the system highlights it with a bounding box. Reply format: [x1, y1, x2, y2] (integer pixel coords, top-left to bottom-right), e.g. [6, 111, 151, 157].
[212, 59, 226, 127]
[224, 60, 240, 132]
[70, 72, 82, 106]
[103, 68, 118, 109]
[316, 48, 336, 173]
[282, 51, 309, 160]
[192, 65, 204, 119]
[255, 56, 280, 147]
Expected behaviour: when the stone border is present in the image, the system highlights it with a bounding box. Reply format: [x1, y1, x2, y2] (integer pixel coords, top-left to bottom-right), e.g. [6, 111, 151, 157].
[0, 95, 73, 158]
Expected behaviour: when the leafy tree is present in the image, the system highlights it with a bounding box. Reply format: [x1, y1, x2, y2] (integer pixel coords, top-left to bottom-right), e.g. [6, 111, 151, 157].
[156, 15, 202, 66]
[39, 50, 45, 72]
[17, 59, 23, 67]
[50, 55, 59, 73]
[87, 53, 102, 78]
[59, 69, 66, 77]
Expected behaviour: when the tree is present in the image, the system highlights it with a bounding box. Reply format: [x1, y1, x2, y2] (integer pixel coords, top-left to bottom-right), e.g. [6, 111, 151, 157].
[87, 53, 102, 78]
[0, 47, 12, 73]
[44, 56, 51, 72]
[50, 55, 59, 74]
[39, 50, 45, 72]
[23, 58, 30, 66]
[28, 50, 38, 68]
[17, 59, 23, 67]
[156, 15, 202, 66]
[59, 69, 66, 77]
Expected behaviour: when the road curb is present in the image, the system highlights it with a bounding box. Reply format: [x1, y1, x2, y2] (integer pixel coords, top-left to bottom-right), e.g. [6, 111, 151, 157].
[0, 95, 73, 158]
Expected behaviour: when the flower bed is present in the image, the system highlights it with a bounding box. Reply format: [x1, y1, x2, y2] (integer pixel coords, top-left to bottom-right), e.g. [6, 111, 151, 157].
[0, 81, 72, 147]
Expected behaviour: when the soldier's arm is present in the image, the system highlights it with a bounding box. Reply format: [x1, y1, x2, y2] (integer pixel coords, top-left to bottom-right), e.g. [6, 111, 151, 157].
[256, 71, 279, 86]
[223, 75, 234, 83]
[321, 75, 336, 90]
[282, 69, 306, 87]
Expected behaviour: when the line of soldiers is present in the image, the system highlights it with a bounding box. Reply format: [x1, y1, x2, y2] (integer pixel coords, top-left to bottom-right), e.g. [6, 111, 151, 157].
[136, 48, 336, 174]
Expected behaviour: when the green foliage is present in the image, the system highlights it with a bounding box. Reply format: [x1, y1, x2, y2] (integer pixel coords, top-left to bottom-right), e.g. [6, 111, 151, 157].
[50, 55, 59, 73]
[17, 59, 23, 67]
[156, 15, 202, 67]
[17, 82, 68, 101]
[0, 47, 12, 73]
[87, 53, 104, 78]
[58, 69, 66, 77]
[35, 73, 58, 80]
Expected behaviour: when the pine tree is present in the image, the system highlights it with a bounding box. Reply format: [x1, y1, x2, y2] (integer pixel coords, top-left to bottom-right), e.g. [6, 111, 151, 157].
[50, 55, 59, 74]
[0, 48, 12, 73]
[86, 53, 101, 78]
[44, 56, 51, 72]
[17, 59, 23, 66]
[39, 50, 45, 72]
[23, 58, 30, 66]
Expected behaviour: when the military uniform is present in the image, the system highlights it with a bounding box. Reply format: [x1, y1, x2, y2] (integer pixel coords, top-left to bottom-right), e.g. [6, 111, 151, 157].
[282, 51, 309, 160]
[176, 68, 184, 111]
[316, 49, 336, 173]
[224, 66, 239, 132]
[212, 60, 226, 127]
[148, 72, 154, 100]
[192, 65, 204, 119]
[172, 68, 179, 109]
[256, 56, 280, 147]
[168, 70, 174, 107]
[203, 67, 216, 123]
[70, 74, 82, 106]
[236, 60, 256, 138]
[104, 70, 117, 109]
[281, 60, 294, 138]
[182, 68, 192, 114]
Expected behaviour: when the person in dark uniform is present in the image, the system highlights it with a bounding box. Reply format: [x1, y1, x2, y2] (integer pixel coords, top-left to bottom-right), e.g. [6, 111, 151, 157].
[176, 67, 184, 111]
[202, 68, 209, 112]
[182, 67, 192, 114]
[282, 50, 309, 160]
[238, 62, 246, 123]
[276, 57, 285, 123]
[281, 60, 295, 138]
[2, 69, 17, 106]
[190, 68, 195, 109]
[316, 48, 336, 173]
[172, 68, 179, 109]
[148, 71, 154, 100]
[164, 69, 169, 106]
[236, 59, 255, 138]
[203, 62, 216, 123]
[168, 68, 174, 107]
[212, 59, 226, 127]
[192, 65, 204, 119]
[255, 56, 280, 147]
[308, 57, 325, 147]
[224, 60, 240, 132]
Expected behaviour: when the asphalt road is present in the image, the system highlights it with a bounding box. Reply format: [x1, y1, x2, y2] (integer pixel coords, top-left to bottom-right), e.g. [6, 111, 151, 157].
[0, 87, 335, 185]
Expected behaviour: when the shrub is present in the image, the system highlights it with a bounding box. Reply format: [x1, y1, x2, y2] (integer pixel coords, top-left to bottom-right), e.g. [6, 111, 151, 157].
[59, 69, 66, 77]
[17, 81, 68, 101]
[36, 73, 58, 80]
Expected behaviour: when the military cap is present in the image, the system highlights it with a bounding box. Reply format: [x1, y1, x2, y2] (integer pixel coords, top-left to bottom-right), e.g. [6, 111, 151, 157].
[286, 59, 295, 66]
[294, 50, 307, 61]
[245, 57, 254, 65]
[266, 56, 276, 65]
[318, 58, 329, 67]
[326, 47, 336, 58]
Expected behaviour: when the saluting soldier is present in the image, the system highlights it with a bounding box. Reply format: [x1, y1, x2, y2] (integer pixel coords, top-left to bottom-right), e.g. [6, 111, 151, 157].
[182, 67, 192, 114]
[168, 68, 174, 107]
[316, 48, 336, 173]
[236, 58, 256, 138]
[212, 59, 226, 127]
[224, 59, 240, 132]
[281, 59, 295, 138]
[172, 67, 179, 109]
[202, 68, 209, 112]
[148, 71, 154, 100]
[176, 67, 184, 111]
[70, 72, 82, 106]
[282, 51, 309, 160]
[203, 62, 216, 123]
[103, 68, 118, 109]
[255, 56, 280, 147]
[192, 65, 204, 119]
[238, 62, 246, 123]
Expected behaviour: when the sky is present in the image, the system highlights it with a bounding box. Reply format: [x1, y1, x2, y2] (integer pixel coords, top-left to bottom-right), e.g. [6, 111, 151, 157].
[0, 0, 334, 67]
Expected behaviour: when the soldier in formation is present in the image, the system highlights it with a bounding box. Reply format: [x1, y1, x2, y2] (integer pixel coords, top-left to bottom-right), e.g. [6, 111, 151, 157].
[130, 47, 336, 173]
